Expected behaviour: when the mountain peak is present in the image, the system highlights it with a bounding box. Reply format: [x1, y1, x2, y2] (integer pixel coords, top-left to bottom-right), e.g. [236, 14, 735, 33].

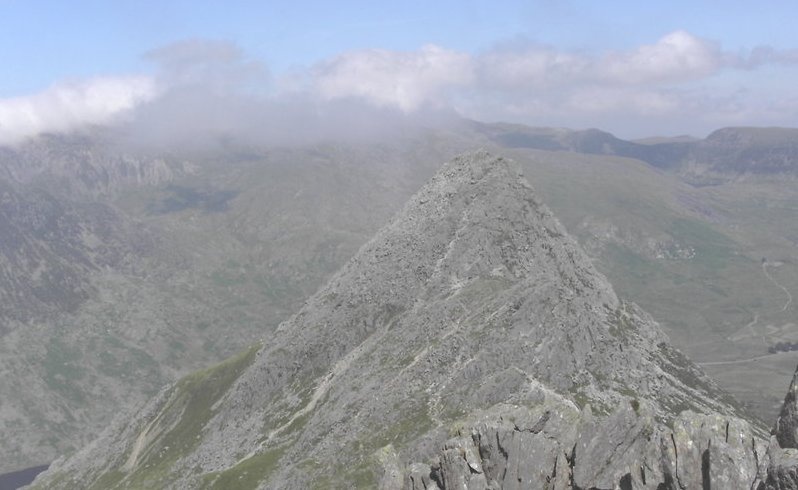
[422, 149, 519, 187]
[34, 151, 756, 489]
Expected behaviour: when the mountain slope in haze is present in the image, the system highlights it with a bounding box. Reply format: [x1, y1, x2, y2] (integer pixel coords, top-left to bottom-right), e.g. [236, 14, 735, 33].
[34, 151, 768, 489]
[496, 146, 798, 419]
[0, 132, 185, 197]
[0, 177, 156, 326]
[5, 122, 797, 479]
[470, 121, 692, 171]
[683, 127, 798, 181]
[0, 133, 476, 475]
[0, 176, 186, 474]
[472, 121, 798, 181]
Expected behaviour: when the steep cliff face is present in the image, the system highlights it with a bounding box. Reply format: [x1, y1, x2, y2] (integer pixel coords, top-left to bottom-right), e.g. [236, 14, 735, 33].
[685, 127, 798, 179]
[33, 151, 768, 489]
[761, 367, 798, 490]
[0, 133, 185, 197]
[418, 400, 768, 489]
[0, 177, 155, 326]
[0, 135, 460, 475]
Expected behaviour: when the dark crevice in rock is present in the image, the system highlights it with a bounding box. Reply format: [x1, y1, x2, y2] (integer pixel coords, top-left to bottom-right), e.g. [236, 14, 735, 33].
[514, 410, 551, 434]
[751, 438, 761, 490]
[702, 443, 711, 490]
[672, 433, 687, 490]
[641, 463, 647, 485]
[568, 443, 577, 489]
[550, 451, 557, 483]
[430, 463, 443, 489]
[495, 431, 508, 462]
[657, 475, 676, 490]
[620, 473, 633, 490]
[725, 421, 730, 443]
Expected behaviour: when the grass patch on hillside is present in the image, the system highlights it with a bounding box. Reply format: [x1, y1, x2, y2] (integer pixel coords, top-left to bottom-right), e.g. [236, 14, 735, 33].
[97, 335, 159, 381]
[603, 243, 663, 284]
[307, 401, 436, 488]
[43, 336, 86, 403]
[201, 448, 285, 490]
[87, 343, 261, 489]
[669, 218, 734, 271]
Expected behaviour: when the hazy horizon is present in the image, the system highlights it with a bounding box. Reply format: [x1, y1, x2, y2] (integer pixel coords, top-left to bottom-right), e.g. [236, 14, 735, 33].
[2, 1, 798, 146]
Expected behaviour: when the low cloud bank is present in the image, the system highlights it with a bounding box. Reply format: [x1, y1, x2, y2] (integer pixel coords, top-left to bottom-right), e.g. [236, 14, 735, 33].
[0, 77, 155, 146]
[2, 31, 797, 146]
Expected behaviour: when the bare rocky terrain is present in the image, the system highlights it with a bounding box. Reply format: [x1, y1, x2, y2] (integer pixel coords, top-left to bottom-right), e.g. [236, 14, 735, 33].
[32, 151, 791, 489]
[3, 123, 798, 484]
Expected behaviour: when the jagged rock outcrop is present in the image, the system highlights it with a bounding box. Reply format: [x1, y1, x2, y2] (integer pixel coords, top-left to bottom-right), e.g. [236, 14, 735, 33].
[0, 132, 186, 197]
[762, 449, 798, 490]
[31, 151, 768, 489]
[759, 366, 798, 489]
[775, 367, 798, 449]
[413, 396, 768, 489]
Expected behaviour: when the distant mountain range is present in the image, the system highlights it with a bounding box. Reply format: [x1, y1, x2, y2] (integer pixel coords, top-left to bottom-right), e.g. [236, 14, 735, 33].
[472, 121, 798, 182]
[1, 122, 797, 484]
[0, 179, 147, 325]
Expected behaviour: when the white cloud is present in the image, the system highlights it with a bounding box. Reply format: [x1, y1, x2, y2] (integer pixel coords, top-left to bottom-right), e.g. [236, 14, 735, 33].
[145, 39, 269, 94]
[0, 76, 155, 145]
[457, 31, 798, 135]
[600, 31, 722, 84]
[313, 44, 473, 112]
[476, 31, 723, 90]
[4, 31, 797, 145]
[478, 46, 588, 89]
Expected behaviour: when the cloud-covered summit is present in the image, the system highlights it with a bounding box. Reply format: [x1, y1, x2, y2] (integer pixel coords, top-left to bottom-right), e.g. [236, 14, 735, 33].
[1, 30, 796, 146]
[0, 77, 155, 146]
[306, 30, 798, 135]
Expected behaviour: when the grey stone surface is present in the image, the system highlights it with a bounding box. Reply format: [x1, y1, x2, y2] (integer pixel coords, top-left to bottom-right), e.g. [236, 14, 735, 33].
[776, 367, 798, 449]
[757, 365, 798, 490]
[417, 399, 767, 489]
[31, 151, 768, 489]
[762, 447, 798, 490]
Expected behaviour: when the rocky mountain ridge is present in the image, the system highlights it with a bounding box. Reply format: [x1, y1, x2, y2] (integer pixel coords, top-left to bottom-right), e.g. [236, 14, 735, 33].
[32, 151, 779, 489]
[0, 177, 157, 327]
[0, 133, 187, 197]
[0, 134, 466, 475]
[472, 121, 798, 183]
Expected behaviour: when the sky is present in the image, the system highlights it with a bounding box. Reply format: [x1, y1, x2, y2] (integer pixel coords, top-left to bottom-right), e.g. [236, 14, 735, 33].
[1, 0, 798, 144]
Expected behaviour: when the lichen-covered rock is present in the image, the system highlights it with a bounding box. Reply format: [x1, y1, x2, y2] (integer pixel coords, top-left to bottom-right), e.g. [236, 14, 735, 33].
[757, 365, 798, 490]
[420, 400, 766, 490]
[761, 445, 798, 490]
[669, 411, 766, 489]
[405, 463, 440, 490]
[572, 401, 669, 488]
[452, 395, 580, 490]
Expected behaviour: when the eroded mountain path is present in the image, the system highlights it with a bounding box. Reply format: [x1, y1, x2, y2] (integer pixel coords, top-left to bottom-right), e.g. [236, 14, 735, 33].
[236, 317, 399, 465]
[763, 261, 793, 312]
[699, 350, 796, 367]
